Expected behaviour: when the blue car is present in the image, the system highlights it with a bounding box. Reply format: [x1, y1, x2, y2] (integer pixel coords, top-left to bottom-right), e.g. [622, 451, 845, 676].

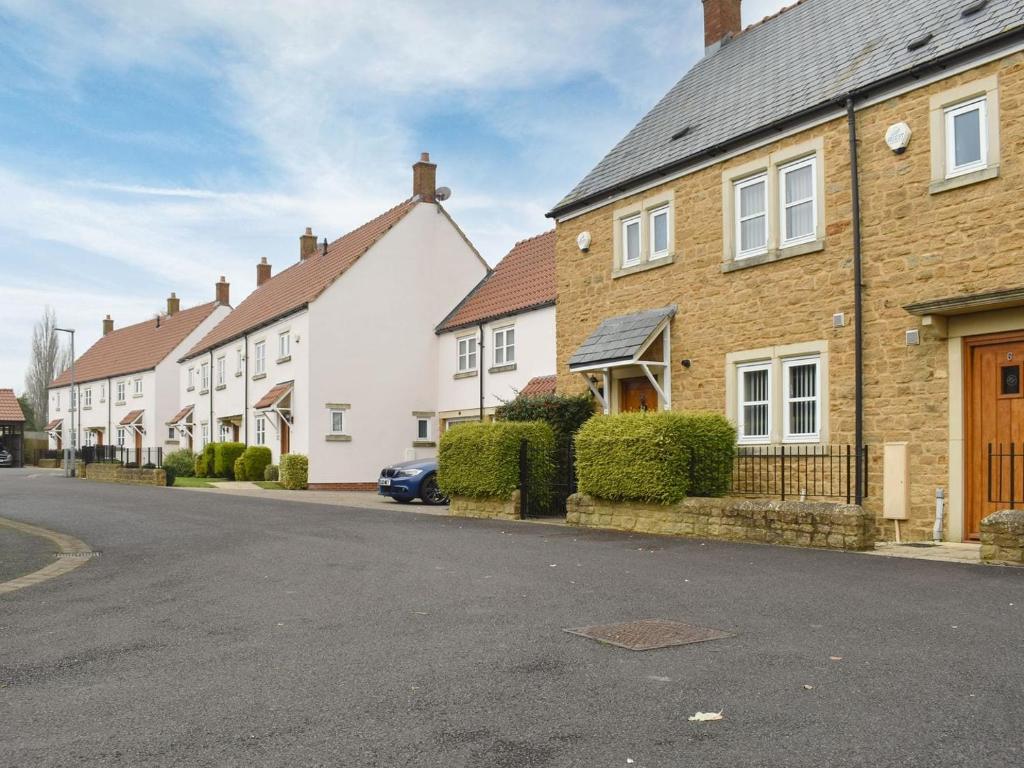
[378, 458, 448, 505]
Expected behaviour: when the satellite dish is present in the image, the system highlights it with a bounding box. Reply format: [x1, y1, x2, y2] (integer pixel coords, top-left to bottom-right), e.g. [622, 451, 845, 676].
[435, 186, 452, 202]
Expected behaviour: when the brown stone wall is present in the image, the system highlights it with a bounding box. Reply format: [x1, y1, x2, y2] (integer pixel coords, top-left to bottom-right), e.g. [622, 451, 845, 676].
[83, 462, 167, 487]
[554, 52, 1024, 541]
[449, 491, 521, 521]
[567, 494, 874, 550]
[980, 510, 1024, 565]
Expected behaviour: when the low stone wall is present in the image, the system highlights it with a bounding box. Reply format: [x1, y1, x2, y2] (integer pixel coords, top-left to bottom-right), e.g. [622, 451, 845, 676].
[449, 490, 521, 521]
[82, 462, 167, 487]
[980, 510, 1024, 565]
[567, 494, 874, 551]
[37, 458, 60, 469]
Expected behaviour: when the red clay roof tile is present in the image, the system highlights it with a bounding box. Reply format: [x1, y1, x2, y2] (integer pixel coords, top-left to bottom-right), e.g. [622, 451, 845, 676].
[167, 405, 194, 425]
[0, 389, 26, 422]
[119, 410, 144, 426]
[44, 418, 62, 431]
[254, 381, 293, 410]
[519, 375, 557, 397]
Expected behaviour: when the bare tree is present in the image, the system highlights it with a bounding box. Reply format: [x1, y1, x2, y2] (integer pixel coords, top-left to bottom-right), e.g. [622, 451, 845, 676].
[23, 307, 71, 428]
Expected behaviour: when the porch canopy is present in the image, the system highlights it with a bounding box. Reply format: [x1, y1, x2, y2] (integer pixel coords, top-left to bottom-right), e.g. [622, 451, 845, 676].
[119, 409, 145, 436]
[254, 381, 293, 433]
[568, 305, 676, 413]
[167, 404, 194, 438]
[44, 417, 63, 435]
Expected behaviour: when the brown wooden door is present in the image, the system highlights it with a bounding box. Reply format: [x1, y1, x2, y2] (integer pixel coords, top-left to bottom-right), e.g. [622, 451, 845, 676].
[620, 377, 658, 413]
[96, 430, 104, 447]
[280, 419, 290, 455]
[134, 429, 143, 461]
[965, 332, 1024, 539]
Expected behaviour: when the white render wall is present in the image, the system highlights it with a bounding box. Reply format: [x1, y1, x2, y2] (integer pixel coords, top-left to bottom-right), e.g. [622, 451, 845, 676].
[435, 304, 556, 424]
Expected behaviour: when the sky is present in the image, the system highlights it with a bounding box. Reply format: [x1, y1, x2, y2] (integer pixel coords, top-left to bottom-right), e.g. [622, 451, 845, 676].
[0, 0, 788, 390]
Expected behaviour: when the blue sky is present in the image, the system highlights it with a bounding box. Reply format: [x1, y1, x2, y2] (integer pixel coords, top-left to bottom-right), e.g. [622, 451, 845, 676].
[0, 0, 788, 387]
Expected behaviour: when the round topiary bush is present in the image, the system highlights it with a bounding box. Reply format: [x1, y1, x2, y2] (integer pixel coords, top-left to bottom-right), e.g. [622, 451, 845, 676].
[163, 448, 196, 478]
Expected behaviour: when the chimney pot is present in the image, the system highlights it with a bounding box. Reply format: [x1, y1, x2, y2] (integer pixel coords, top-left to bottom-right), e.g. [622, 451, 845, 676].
[702, 0, 742, 53]
[300, 228, 317, 260]
[216, 276, 230, 306]
[102, 315, 114, 336]
[166, 292, 180, 316]
[412, 151, 437, 203]
[256, 257, 272, 287]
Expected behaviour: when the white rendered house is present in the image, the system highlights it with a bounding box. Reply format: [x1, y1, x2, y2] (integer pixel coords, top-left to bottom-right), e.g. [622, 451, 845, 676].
[46, 283, 232, 459]
[435, 230, 557, 431]
[176, 153, 489, 487]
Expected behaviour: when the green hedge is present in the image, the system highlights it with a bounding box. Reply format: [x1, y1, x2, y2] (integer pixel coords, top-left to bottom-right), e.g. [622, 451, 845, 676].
[280, 453, 308, 490]
[195, 452, 208, 478]
[163, 449, 196, 478]
[195, 443, 216, 478]
[241, 446, 273, 483]
[574, 411, 736, 505]
[438, 421, 555, 510]
[264, 464, 279, 482]
[213, 442, 246, 480]
[233, 456, 247, 482]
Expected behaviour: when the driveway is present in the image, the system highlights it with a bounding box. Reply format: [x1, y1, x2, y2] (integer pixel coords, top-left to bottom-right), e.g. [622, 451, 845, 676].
[1, 469, 1023, 767]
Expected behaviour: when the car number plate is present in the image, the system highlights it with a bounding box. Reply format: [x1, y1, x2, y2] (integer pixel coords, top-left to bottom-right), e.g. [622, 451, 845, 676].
[379, 478, 391, 487]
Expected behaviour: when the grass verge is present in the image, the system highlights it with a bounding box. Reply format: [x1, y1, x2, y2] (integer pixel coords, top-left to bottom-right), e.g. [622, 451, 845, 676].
[174, 476, 218, 488]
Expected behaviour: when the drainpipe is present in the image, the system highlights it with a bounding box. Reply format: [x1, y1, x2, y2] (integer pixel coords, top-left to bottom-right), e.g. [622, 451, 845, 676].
[243, 334, 249, 444]
[209, 350, 214, 444]
[933, 488, 946, 542]
[478, 323, 485, 422]
[846, 96, 865, 506]
[107, 376, 112, 455]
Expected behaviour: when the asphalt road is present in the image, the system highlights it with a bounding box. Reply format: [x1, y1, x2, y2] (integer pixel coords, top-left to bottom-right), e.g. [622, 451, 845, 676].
[2, 468, 1023, 767]
[0, 523, 53, 583]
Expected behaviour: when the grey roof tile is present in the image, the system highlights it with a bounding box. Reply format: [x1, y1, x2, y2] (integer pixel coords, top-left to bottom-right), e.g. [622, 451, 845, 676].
[569, 306, 677, 368]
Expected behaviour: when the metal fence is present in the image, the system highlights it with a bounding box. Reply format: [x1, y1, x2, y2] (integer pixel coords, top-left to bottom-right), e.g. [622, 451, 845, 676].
[81, 445, 163, 467]
[728, 444, 867, 504]
[988, 443, 1024, 507]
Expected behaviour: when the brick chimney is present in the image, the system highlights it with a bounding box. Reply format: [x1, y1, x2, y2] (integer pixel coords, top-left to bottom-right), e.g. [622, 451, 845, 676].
[702, 0, 742, 53]
[412, 152, 437, 203]
[166, 292, 180, 316]
[215, 276, 230, 305]
[299, 227, 317, 260]
[257, 257, 272, 287]
[102, 315, 114, 336]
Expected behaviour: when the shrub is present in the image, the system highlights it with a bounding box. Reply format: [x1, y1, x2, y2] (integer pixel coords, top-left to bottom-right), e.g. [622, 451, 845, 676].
[264, 464, 279, 482]
[142, 462, 156, 470]
[438, 421, 555, 510]
[213, 442, 246, 480]
[575, 411, 736, 505]
[233, 456, 247, 482]
[279, 454, 309, 490]
[241, 446, 273, 484]
[195, 452, 208, 478]
[164, 467, 177, 486]
[163, 448, 196, 478]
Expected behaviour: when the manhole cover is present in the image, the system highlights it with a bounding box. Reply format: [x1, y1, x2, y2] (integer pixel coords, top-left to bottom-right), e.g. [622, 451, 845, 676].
[564, 619, 733, 651]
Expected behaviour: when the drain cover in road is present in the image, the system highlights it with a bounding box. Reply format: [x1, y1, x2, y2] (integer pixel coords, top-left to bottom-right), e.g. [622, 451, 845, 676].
[564, 619, 732, 651]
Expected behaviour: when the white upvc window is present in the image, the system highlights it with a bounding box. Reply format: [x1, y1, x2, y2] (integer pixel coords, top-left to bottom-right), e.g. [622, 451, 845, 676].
[187, 367, 195, 389]
[457, 335, 478, 373]
[649, 205, 670, 260]
[783, 357, 820, 442]
[55, 392, 61, 411]
[734, 173, 768, 258]
[329, 410, 345, 435]
[278, 331, 290, 360]
[737, 363, 771, 444]
[255, 416, 266, 445]
[83, 388, 92, 408]
[116, 427, 125, 447]
[416, 417, 430, 441]
[100, 384, 106, 403]
[779, 156, 817, 246]
[493, 326, 515, 367]
[944, 97, 987, 178]
[236, 348, 243, 375]
[200, 362, 210, 391]
[621, 214, 641, 267]
[219, 423, 231, 442]
[116, 381, 125, 402]
[216, 356, 226, 386]
[133, 378, 143, 396]
[254, 341, 267, 375]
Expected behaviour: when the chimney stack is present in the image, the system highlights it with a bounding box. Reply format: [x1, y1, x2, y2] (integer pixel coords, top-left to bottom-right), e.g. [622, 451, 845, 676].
[215, 276, 230, 305]
[412, 151, 437, 203]
[300, 227, 317, 260]
[102, 315, 114, 336]
[702, 0, 742, 53]
[166, 292, 180, 316]
[257, 257, 272, 287]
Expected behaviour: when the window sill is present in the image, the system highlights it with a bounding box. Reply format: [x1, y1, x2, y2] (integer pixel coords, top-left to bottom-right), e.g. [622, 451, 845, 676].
[187, 386, 195, 392]
[612, 252, 675, 279]
[488, 363, 517, 374]
[83, 406, 92, 411]
[252, 373, 267, 381]
[412, 440, 436, 448]
[325, 434, 352, 442]
[722, 239, 824, 273]
[115, 401, 126, 407]
[215, 384, 227, 391]
[199, 389, 209, 396]
[235, 372, 243, 378]
[132, 394, 144, 399]
[277, 355, 292, 364]
[929, 164, 999, 195]
[454, 370, 478, 380]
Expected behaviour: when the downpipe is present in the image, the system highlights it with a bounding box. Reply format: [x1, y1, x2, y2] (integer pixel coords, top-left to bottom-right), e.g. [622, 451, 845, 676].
[933, 488, 945, 542]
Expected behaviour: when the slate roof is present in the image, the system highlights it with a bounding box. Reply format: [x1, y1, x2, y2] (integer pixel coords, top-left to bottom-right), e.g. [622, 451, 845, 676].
[551, 0, 1024, 216]
[254, 381, 293, 410]
[185, 199, 418, 359]
[520, 375, 557, 397]
[569, 306, 676, 370]
[0, 389, 25, 422]
[51, 302, 221, 388]
[437, 230, 556, 333]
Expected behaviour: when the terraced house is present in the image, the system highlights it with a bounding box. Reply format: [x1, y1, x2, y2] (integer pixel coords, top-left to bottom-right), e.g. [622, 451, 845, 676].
[175, 154, 488, 488]
[549, 0, 1024, 540]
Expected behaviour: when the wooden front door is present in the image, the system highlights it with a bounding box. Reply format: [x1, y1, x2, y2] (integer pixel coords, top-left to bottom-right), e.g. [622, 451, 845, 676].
[280, 419, 290, 455]
[134, 429, 143, 460]
[619, 377, 658, 413]
[95, 429, 104, 447]
[965, 331, 1024, 539]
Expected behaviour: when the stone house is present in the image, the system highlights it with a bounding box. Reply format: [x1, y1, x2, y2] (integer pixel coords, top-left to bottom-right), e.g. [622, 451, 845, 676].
[434, 230, 557, 432]
[176, 154, 488, 487]
[548, 0, 1024, 541]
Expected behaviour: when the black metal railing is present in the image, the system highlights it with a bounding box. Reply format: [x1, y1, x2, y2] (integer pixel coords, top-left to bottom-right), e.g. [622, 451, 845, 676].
[988, 443, 1024, 507]
[726, 444, 868, 504]
[82, 445, 163, 467]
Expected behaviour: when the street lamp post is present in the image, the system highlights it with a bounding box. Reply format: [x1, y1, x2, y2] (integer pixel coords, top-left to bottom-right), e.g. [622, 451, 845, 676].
[55, 327, 76, 478]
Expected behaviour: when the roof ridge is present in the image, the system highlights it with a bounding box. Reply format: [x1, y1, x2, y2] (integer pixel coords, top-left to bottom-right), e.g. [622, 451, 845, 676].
[737, 0, 810, 39]
[100, 300, 218, 337]
[512, 229, 556, 247]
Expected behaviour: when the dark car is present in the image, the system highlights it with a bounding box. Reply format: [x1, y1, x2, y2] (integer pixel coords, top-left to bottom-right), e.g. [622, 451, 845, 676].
[378, 458, 447, 505]
[0, 445, 14, 468]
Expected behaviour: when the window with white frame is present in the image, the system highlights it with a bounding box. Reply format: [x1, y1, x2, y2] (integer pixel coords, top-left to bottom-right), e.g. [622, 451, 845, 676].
[457, 335, 478, 373]
[100, 384, 106, 402]
[649, 206, 670, 260]
[116, 381, 125, 402]
[219, 423, 231, 442]
[329, 409, 345, 435]
[493, 327, 515, 367]
[779, 156, 816, 246]
[83, 388, 92, 408]
[200, 362, 210, 391]
[117, 427, 125, 447]
[236, 349, 243, 375]
[200, 422, 209, 448]
[734, 174, 768, 258]
[621, 214, 641, 267]
[255, 416, 266, 445]
[278, 331, 290, 360]
[737, 363, 771, 444]
[416, 417, 430, 441]
[187, 367, 195, 389]
[55, 392, 61, 411]
[216, 356, 225, 387]
[944, 97, 987, 178]
[254, 341, 266, 375]
[133, 378, 143, 397]
[783, 357, 820, 441]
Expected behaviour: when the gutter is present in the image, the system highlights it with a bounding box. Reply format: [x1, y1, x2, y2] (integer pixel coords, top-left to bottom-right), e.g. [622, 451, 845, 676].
[435, 300, 557, 336]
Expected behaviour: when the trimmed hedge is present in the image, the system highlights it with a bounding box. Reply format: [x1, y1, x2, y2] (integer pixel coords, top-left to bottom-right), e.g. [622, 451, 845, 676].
[213, 442, 246, 480]
[279, 453, 308, 490]
[438, 421, 555, 510]
[575, 411, 736, 505]
[241, 446, 273, 484]
[163, 448, 196, 478]
[196, 443, 216, 478]
[264, 464, 279, 482]
[233, 456, 247, 482]
[164, 467, 177, 486]
[195, 452, 208, 477]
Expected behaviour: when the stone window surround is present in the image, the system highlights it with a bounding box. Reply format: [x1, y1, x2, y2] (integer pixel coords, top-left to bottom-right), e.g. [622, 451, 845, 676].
[326, 402, 351, 442]
[611, 189, 676, 279]
[412, 410, 436, 447]
[725, 340, 830, 446]
[720, 137, 826, 272]
[928, 74, 1000, 195]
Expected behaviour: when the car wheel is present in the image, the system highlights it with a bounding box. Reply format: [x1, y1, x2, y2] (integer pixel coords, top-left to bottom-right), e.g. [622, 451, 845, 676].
[419, 474, 448, 506]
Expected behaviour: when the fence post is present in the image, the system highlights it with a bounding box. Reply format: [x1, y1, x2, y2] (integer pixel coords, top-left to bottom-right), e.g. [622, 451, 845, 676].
[1011, 443, 1016, 510]
[519, 438, 529, 518]
[780, 445, 786, 501]
[845, 444, 852, 504]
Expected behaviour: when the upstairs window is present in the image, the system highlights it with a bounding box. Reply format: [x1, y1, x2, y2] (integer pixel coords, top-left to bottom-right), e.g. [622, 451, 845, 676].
[55, 392, 61, 411]
[457, 335, 478, 373]
[649, 206, 670, 260]
[100, 384, 106, 402]
[216, 356, 226, 387]
[734, 174, 768, 259]
[779, 157, 816, 246]
[945, 97, 987, 178]
[621, 215, 641, 267]
[278, 331, 290, 360]
[82, 388, 92, 408]
[254, 341, 267, 375]
[133, 378, 143, 397]
[200, 363, 210, 391]
[493, 327, 515, 367]
[116, 381, 125, 402]
[236, 349, 243, 375]
[187, 367, 195, 389]
[737, 363, 771, 444]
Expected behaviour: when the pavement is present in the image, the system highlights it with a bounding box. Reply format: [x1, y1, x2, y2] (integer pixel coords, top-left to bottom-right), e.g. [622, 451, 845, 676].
[0, 520, 53, 582]
[1, 467, 1023, 767]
